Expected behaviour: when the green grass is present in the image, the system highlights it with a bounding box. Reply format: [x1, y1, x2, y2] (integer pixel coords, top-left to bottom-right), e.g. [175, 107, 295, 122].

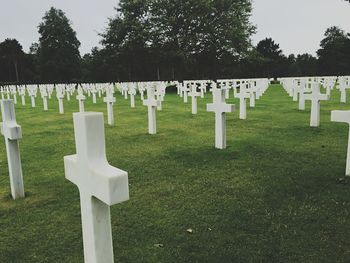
[1, 84, 350, 262]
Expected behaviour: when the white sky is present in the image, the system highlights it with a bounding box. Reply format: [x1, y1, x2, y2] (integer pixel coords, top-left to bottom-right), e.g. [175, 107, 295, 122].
[251, 0, 350, 55]
[0, 0, 349, 56]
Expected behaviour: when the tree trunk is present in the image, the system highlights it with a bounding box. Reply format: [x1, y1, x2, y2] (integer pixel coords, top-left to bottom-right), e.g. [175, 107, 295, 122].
[157, 66, 160, 81]
[14, 60, 19, 82]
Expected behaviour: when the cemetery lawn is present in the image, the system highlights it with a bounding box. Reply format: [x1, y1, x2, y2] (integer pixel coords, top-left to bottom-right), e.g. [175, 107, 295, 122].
[2, 84, 350, 263]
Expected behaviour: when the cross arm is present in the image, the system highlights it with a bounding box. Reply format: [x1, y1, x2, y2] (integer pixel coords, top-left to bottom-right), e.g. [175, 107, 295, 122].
[331, 110, 350, 124]
[64, 155, 129, 206]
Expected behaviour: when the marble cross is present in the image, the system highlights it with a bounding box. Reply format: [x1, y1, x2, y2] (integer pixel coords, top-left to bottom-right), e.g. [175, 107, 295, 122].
[10, 86, 17, 104]
[39, 86, 49, 111]
[0, 100, 25, 199]
[182, 84, 189, 103]
[18, 85, 26, 106]
[339, 78, 348, 103]
[207, 88, 235, 149]
[143, 87, 159, 134]
[128, 87, 136, 108]
[103, 90, 116, 126]
[199, 83, 206, 98]
[235, 83, 249, 120]
[188, 84, 201, 114]
[91, 85, 98, 104]
[77, 87, 86, 113]
[64, 112, 129, 263]
[27, 85, 37, 108]
[304, 82, 328, 127]
[331, 110, 350, 176]
[248, 82, 256, 108]
[56, 86, 65, 114]
[298, 79, 306, 110]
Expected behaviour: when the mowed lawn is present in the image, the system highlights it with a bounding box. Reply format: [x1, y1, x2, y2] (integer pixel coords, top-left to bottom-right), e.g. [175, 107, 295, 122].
[1, 84, 350, 262]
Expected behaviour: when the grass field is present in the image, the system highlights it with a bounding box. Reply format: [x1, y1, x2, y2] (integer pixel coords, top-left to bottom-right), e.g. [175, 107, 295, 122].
[1, 84, 350, 262]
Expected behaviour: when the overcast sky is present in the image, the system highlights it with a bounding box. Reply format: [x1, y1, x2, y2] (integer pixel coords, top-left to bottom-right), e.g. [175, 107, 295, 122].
[0, 0, 349, 56]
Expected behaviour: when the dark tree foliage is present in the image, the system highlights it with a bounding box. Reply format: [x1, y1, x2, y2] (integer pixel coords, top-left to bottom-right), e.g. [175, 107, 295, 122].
[37, 7, 81, 82]
[254, 38, 286, 78]
[2, 7, 350, 84]
[0, 39, 37, 83]
[317, 26, 350, 76]
[90, 0, 255, 81]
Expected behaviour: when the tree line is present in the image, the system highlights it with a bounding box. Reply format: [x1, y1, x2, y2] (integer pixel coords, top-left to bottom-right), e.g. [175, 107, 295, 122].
[1, 2, 349, 84]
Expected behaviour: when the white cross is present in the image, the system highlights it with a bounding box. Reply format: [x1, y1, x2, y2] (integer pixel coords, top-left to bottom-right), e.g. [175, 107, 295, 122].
[0, 100, 25, 199]
[304, 82, 328, 127]
[64, 112, 129, 263]
[182, 84, 189, 103]
[235, 83, 249, 120]
[143, 87, 159, 134]
[128, 88, 136, 108]
[248, 82, 256, 108]
[103, 92, 116, 126]
[298, 79, 307, 110]
[40, 86, 49, 111]
[339, 78, 348, 103]
[331, 110, 350, 176]
[199, 83, 206, 98]
[188, 84, 201, 114]
[77, 94, 86, 113]
[207, 88, 235, 149]
[18, 85, 26, 106]
[27, 85, 37, 108]
[56, 86, 65, 114]
[90, 85, 98, 104]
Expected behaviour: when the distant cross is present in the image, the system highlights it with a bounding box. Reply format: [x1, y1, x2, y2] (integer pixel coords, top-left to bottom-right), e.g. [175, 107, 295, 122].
[235, 83, 249, 120]
[64, 112, 129, 263]
[91, 85, 98, 104]
[10, 86, 17, 104]
[182, 84, 189, 103]
[298, 79, 307, 110]
[143, 87, 159, 134]
[207, 88, 235, 149]
[338, 77, 348, 103]
[304, 82, 328, 127]
[0, 87, 4, 100]
[56, 86, 65, 114]
[27, 85, 37, 108]
[139, 85, 146, 101]
[188, 84, 201, 114]
[248, 82, 256, 108]
[128, 87, 136, 108]
[199, 82, 206, 98]
[39, 86, 49, 111]
[331, 110, 350, 176]
[292, 79, 299, 102]
[0, 100, 25, 199]
[18, 85, 26, 106]
[77, 87, 86, 113]
[103, 90, 116, 126]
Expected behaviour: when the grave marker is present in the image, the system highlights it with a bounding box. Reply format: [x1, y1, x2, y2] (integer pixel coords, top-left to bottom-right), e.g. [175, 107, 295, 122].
[64, 112, 129, 263]
[207, 88, 235, 149]
[0, 100, 25, 199]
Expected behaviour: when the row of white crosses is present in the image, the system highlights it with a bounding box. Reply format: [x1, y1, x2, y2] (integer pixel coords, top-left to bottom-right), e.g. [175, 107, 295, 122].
[0, 97, 129, 262]
[179, 78, 269, 119]
[2, 76, 350, 262]
[281, 76, 349, 105]
[281, 76, 350, 127]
